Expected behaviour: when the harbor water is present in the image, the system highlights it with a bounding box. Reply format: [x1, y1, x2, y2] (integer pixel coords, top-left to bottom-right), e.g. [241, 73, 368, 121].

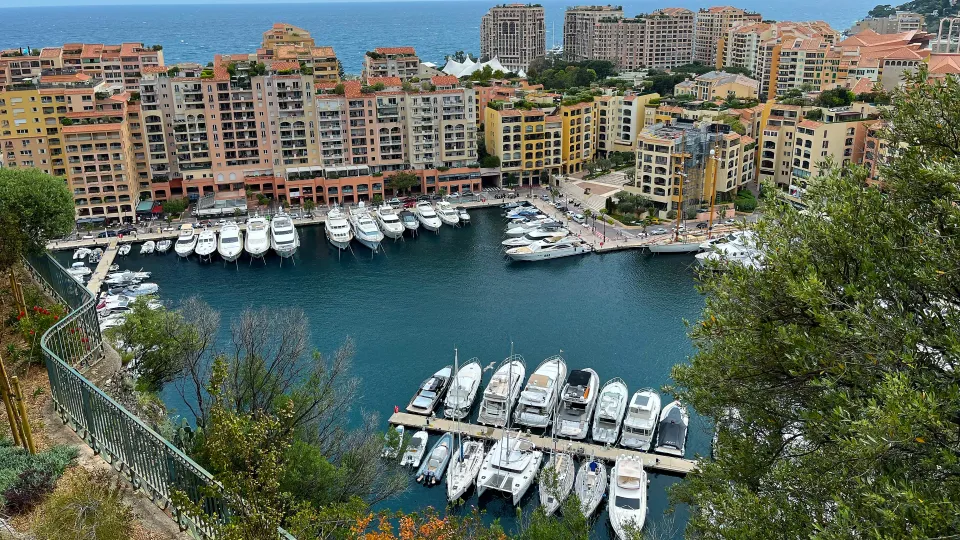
[61, 207, 706, 538]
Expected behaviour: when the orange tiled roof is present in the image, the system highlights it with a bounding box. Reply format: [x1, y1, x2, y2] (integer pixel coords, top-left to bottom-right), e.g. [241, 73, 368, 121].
[741, 136, 755, 145]
[62, 123, 123, 134]
[928, 54, 960, 75]
[81, 44, 104, 57]
[143, 66, 168, 74]
[849, 77, 875, 95]
[342, 80, 362, 98]
[431, 75, 459, 86]
[41, 72, 92, 83]
[39, 47, 61, 59]
[311, 46, 336, 57]
[797, 119, 823, 129]
[367, 76, 402, 87]
[375, 47, 416, 55]
[270, 61, 301, 72]
[119, 43, 146, 56]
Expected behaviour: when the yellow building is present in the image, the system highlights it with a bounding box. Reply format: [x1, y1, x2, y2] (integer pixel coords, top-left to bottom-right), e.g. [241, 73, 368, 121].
[595, 92, 660, 155]
[559, 100, 597, 174]
[484, 104, 563, 186]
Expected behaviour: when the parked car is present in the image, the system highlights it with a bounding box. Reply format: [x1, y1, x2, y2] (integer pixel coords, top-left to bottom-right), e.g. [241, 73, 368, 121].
[448, 192, 460, 199]
[572, 213, 586, 224]
[403, 199, 417, 208]
[118, 226, 136, 235]
[650, 227, 669, 235]
[389, 197, 402, 208]
[540, 194, 550, 201]
[462, 190, 474, 198]
[696, 222, 707, 229]
[96, 231, 118, 238]
[724, 218, 736, 225]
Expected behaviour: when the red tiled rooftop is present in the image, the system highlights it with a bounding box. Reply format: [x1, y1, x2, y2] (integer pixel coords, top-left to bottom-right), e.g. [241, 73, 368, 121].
[374, 47, 416, 55]
[797, 119, 823, 129]
[342, 80, 363, 98]
[311, 46, 336, 57]
[62, 123, 123, 134]
[142, 66, 168, 74]
[41, 73, 93, 83]
[928, 54, 960, 75]
[431, 75, 459, 86]
[270, 61, 301, 72]
[367, 76, 402, 87]
[39, 47, 61, 59]
[849, 77, 875, 95]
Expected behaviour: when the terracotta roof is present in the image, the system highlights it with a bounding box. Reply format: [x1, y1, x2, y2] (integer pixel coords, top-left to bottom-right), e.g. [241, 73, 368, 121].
[367, 76, 402, 87]
[342, 80, 362, 98]
[655, 7, 693, 16]
[270, 61, 300, 72]
[142, 66, 167, 74]
[41, 73, 93, 83]
[797, 120, 823, 129]
[849, 77, 875, 94]
[375, 47, 416, 55]
[928, 54, 960, 75]
[545, 115, 561, 122]
[119, 43, 146, 56]
[81, 44, 104, 57]
[839, 29, 918, 48]
[311, 46, 336, 57]
[741, 136, 755, 145]
[431, 75, 459, 86]
[498, 109, 522, 117]
[39, 47, 61, 59]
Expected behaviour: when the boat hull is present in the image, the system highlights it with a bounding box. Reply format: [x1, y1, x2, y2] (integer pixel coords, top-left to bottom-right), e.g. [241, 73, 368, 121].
[648, 241, 702, 253]
[219, 249, 242, 262]
[507, 246, 591, 261]
[419, 219, 441, 232]
[355, 236, 381, 251]
[382, 226, 404, 239]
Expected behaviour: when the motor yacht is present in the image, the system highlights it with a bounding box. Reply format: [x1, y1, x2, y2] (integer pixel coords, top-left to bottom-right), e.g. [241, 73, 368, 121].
[73, 248, 90, 260]
[443, 359, 483, 420]
[349, 203, 384, 251]
[156, 240, 172, 253]
[592, 378, 629, 445]
[375, 204, 405, 240]
[538, 452, 574, 515]
[553, 368, 599, 440]
[575, 459, 607, 518]
[654, 400, 689, 457]
[435, 201, 460, 227]
[117, 244, 131, 256]
[506, 238, 592, 262]
[620, 389, 661, 451]
[195, 229, 217, 261]
[476, 432, 543, 505]
[324, 206, 354, 250]
[66, 266, 91, 279]
[505, 218, 553, 237]
[120, 282, 159, 297]
[139, 241, 155, 255]
[477, 356, 525, 427]
[457, 206, 471, 224]
[695, 235, 764, 270]
[270, 213, 300, 258]
[217, 222, 243, 262]
[514, 355, 567, 429]
[401, 430, 429, 468]
[244, 216, 270, 259]
[399, 210, 420, 235]
[446, 438, 485, 502]
[103, 271, 150, 286]
[501, 234, 568, 248]
[174, 224, 197, 258]
[505, 207, 541, 220]
[526, 222, 569, 240]
[609, 455, 647, 539]
[415, 201, 442, 232]
[417, 432, 453, 486]
[406, 365, 453, 415]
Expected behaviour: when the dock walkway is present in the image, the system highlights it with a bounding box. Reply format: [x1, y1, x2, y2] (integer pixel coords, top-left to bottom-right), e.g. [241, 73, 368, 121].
[388, 412, 697, 476]
[86, 238, 118, 293]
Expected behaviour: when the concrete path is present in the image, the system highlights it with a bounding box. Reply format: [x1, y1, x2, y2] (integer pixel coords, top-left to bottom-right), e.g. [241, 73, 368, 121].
[86, 238, 118, 293]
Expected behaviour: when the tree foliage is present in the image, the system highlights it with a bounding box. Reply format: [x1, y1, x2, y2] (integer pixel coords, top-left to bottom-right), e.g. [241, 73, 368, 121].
[0, 168, 74, 270]
[526, 58, 615, 90]
[671, 67, 960, 538]
[816, 87, 855, 108]
[386, 171, 420, 195]
[161, 197, 188, 216]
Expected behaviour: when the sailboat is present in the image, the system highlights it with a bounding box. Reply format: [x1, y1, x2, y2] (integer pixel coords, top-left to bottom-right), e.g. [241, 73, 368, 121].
[445, 349, 485, 502]
[575, 458, 608, 518]
[538, 451, 575, 516]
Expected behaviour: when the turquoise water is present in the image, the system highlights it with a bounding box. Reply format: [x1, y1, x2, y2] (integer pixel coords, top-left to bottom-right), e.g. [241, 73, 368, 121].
[60, 207, 706, 537]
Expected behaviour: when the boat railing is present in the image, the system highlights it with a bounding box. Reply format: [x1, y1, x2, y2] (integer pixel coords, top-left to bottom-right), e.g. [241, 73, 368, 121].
[25, 253, 294, 539]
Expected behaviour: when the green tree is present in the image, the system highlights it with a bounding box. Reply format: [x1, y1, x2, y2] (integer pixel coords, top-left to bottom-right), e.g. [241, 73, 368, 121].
[303, 199, 316, 213]
[161, 197, 188, 216]
[386, 171, 420, 196]
[671, 67, 960, 538]
[0, 168, 74, 270]
[480, 155, 501, 168]
[816, 87, 855, 108]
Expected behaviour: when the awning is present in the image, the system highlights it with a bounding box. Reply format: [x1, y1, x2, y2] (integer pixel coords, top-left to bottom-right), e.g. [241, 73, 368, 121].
[136, 200, 154, 213]
[151, 204, 162, 214]
[76, 217, 106, 224]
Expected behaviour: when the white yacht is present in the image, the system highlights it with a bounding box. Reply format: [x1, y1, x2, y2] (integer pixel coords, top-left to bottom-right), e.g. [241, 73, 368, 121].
[696, 232, 763, 270]
[477, 356, 525, 427]
[375, 204, 405, 239]
[414, 201, 442, 232]
[648, 236, 704, 253]
[399, 210, 420, 235]
[553, 368, 600, 440]
[538, 452, 574, 516]
[457, 206, 471, 224]
[139, 241, 155, 255]
[446, 438, 485, 502]
[505, 218, 553, 237]
[501, 234, 567, 248]
[476, 433, 543, 505]
[73, 248, 90, 260]
[620, 389, 661, 452]
[609, 455, 648, 539]
[575, 459, 607, 518]
[156, 240, 172, 253]
[406, 365, 453, 415]
[324, 206, 354, 250]
[103, 270, 150, 286]
[117, 244, 131, 256]
[506, 238, 592, 262]
[401, 430, 429, 468]
[592, 378, 629, 445]
[526, 222, 569, 240]
[195, 229, 217, 260]
[349, 202, 384, 251]
[217, 222, 243, 262]
[514, 355, 567, 429]
[270, 213, 300, 258]
[443, 359, 483, 420]
[435, 201, 460, 227]
[244, 216, 270, 259]
[174, 224, 197, 258]
[654, 400, 689, 457]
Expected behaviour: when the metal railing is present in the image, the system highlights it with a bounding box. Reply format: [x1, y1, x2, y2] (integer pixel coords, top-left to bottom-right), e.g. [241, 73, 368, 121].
[25, 253, 228, 538]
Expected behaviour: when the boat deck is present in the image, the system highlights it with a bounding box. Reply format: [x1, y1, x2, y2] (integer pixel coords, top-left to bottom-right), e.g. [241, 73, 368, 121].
[86, 238, 119, 293]
[388, 412, 697, 476]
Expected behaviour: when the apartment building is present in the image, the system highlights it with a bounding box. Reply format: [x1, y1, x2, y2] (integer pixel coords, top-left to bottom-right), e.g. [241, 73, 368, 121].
[674, 71, 759, 101]
[480, 4, 546, 72]
[484, 105, 563, 186]
[362, 47, 420, 82]
[693, 6, 762, 66]
[849, 12, 925, 35]
[253, 23, 340, 85]
[0, 43, 163, 92]
[563, 5, 624, 62]
[592, 8, 696, 71]
[862, 120, 891, 187]
[472, 79, 547, 117]
[560, 100, 598, 174]
[260, 23, 316, 57]
[595, 91, 660, 156]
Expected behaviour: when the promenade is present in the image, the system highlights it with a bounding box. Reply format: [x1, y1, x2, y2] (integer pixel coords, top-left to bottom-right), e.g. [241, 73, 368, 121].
[86, 238, 118, 293]
[389, 411, 697, 475]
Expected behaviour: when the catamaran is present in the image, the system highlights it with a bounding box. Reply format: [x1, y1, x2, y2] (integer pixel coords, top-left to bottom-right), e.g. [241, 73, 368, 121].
[324, 206, 354, 250]
[514, 355, 567, 429]
[609, 454, 648, 538]
[620, 389, 661, 451]
[244, 216, 270, 259]
[477, 355, 525, 427]
[553, 368, 600, 440]
[270, 213, 300, 259]
[592, 378, 629, 445]
[174, 224, 197, 258]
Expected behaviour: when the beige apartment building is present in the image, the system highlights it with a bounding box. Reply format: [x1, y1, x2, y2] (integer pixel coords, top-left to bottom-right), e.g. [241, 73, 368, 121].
[362, 47, 420, 82]
[480, 4, 545, 72]
[0, 43, 164, 92]
[484, 105, 564, 186]
[563, 5, 624, 62]
[595, 91, 660, 155]
[849, 12, 925, 35]
[674, 70, 759, 101]
[693, 6, 762, 66]
[592, 8, 696, 70]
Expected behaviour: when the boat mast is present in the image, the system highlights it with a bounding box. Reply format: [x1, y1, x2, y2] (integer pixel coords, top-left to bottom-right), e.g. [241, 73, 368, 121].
[506, 341, 514, 452]
[673, 134, 687, 243]
[455, 348, 463, 462]
[706, 143, 720, 239]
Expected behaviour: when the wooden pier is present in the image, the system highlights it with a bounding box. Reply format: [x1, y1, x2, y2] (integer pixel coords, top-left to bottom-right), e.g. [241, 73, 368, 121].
[388, 412, 697, 476]
[86, 238, 119, 293]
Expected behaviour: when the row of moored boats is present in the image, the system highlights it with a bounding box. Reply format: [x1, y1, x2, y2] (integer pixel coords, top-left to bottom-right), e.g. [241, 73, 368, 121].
[500, 201, 592, 262]
[324, 200, 470, 252]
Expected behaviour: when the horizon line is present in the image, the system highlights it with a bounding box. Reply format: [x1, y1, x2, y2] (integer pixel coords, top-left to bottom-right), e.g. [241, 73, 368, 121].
[2, 0, 504, 7]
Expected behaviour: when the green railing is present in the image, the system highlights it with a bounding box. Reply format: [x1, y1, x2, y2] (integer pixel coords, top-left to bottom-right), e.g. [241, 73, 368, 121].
[25, 253, 227, 538]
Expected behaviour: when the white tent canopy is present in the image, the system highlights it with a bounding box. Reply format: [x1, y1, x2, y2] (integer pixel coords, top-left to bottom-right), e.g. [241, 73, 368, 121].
[442, 56, 513, 78]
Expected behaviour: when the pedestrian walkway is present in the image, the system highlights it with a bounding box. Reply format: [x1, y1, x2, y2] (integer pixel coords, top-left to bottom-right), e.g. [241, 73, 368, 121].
[86, 238, 118, 293]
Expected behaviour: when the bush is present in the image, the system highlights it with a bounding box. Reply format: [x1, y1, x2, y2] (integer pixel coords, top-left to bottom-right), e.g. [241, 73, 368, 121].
[0, 440, 76, 511]
[666, 210, 678, 219]
[32, 469, 133, 540]
[734, 190, 758, 212]
[4, 468, 55, 514]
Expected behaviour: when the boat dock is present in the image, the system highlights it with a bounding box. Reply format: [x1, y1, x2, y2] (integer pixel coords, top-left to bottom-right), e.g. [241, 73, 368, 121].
[388, 412, 697, 476]
[86, 238, 119, 293]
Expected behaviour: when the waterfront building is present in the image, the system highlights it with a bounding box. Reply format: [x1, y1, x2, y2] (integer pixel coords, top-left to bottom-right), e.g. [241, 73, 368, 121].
[848, 12, 925, 35]
[674, 71, 759, 101]
[362, 47, 420, 82]
[562, 5, 624, 62]
[559, 100, 598, 174]
[484, 103, 563, 186]
[0, 43, 163, 92]
[693, 6, 762, 67]
[595, 91, 660, 156]
[480, 4, 546, 73]
[591, 8, 696, 71]
[255, 23, 340, 85]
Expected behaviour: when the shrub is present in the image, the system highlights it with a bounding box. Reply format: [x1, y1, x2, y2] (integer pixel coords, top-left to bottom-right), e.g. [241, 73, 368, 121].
[734, 190, 758, 212]
[4, 468, 55, 514]
[32, 469, 133, 540]
[0, 440, 76, 511]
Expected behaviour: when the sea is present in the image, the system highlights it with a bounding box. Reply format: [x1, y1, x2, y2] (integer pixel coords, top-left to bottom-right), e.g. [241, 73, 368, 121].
[58, 208, 705, 538]
[2, 0, 877, 74]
